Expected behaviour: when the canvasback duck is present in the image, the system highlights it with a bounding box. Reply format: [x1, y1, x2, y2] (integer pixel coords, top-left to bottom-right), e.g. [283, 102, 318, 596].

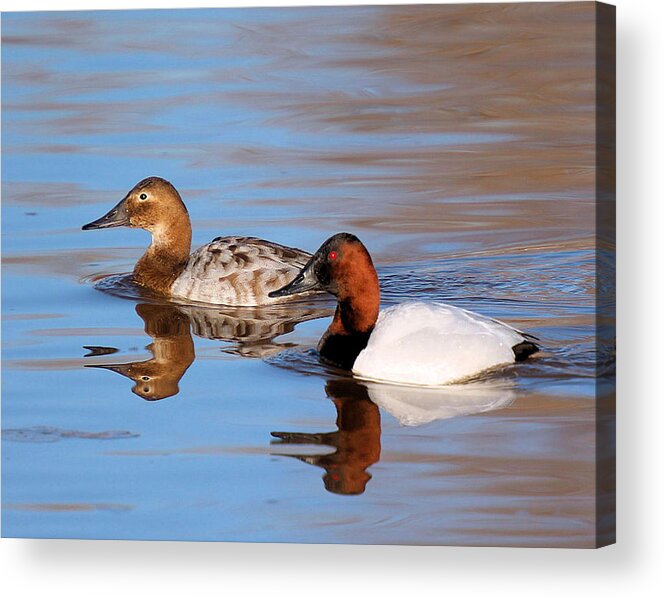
[269, 233, 539, 386]
[82, 177, 315, 306]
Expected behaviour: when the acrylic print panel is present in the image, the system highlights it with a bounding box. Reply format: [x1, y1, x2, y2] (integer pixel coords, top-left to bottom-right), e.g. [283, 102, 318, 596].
[1, 2, 615, 547]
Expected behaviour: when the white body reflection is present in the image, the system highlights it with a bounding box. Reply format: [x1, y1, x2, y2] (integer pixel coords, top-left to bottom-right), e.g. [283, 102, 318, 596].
[363, 379, 516, 426]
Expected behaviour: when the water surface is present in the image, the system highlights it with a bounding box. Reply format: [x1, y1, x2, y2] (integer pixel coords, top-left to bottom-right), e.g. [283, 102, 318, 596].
[2, 4, 609, 547]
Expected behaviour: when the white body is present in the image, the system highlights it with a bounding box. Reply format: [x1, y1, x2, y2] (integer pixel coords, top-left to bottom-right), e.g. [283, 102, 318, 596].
[352, 301, 530, 386]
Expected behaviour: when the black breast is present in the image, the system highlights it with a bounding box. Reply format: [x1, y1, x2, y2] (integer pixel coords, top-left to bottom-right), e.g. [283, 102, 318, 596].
[318, 331, 372, 370]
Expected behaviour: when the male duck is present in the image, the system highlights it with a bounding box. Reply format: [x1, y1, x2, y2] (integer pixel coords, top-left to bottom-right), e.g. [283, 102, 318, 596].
[270, 233, 539, 386]
[82, 177, 314, 306]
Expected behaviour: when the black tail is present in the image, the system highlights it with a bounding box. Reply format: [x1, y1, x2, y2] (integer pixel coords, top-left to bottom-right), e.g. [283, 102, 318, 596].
[512, 341, 539, 362]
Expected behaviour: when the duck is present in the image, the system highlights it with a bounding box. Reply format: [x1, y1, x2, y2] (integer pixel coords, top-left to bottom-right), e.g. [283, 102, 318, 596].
[82, 177, 316, 306]
[269, 232, 539, 386]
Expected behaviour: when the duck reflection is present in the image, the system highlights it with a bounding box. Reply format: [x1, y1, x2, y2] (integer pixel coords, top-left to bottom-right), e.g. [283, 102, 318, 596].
[179, 303, 329, 358]
[271, 376, 516, 495]
[85, 301, 329, 400]
[272, 378, 381, 495]
[86, 303, 194, 400]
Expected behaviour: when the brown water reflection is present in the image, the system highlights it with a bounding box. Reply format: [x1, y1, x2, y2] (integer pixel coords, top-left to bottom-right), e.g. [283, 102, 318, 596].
[272, 379, 382, 496]
[217, 2, 596, 254]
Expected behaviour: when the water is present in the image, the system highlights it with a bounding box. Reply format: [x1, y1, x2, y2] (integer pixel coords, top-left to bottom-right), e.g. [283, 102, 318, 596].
[2, 4, 611, 547]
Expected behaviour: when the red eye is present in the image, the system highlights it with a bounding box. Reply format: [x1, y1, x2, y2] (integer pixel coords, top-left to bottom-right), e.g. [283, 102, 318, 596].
[328, 251, 338, 260]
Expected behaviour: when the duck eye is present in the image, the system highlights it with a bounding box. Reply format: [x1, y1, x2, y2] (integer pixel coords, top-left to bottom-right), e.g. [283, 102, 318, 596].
[139, 193, 147, 200]
[328, 251, 338, 261]
[141, 376, 150, 381]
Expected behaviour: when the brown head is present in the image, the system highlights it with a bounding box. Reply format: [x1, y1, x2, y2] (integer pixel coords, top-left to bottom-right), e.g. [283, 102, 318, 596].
[269, 233, 380, 335]
[82, 177, 193, 292]
[82, 176, 191, 247]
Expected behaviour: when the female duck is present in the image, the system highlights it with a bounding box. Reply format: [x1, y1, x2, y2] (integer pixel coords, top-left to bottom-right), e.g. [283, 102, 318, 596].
[270, 233, 538, 386]
[82, 177, 314, 306]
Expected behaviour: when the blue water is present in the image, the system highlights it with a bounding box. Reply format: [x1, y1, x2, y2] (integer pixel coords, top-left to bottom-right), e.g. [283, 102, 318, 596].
[2, 4, 609, 546]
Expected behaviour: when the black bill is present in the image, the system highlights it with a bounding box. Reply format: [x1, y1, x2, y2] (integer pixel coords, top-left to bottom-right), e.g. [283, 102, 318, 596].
[82, 198, 130, 230]
[269, 257, 323, 298]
